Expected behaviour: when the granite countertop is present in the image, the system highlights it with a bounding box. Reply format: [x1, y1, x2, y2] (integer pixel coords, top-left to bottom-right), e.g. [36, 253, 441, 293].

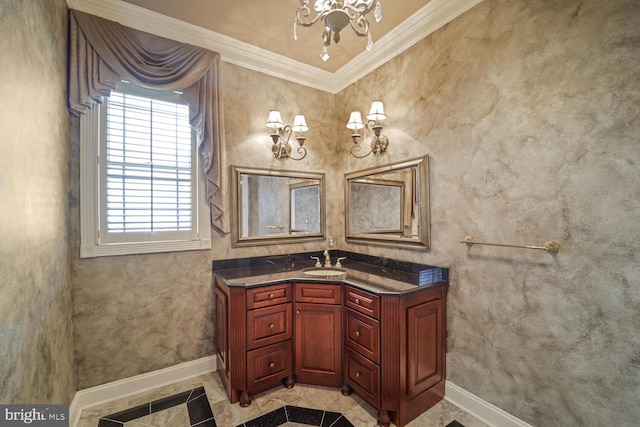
[213, 251, 448, 296]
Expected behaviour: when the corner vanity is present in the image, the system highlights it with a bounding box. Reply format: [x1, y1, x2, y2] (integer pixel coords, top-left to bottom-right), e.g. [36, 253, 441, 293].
[213, 252, 448, 427]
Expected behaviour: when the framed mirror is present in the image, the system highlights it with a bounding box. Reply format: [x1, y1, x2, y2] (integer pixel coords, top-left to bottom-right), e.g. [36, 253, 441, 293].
[231, 166, 325, 247]
[345, 155, 430, 249]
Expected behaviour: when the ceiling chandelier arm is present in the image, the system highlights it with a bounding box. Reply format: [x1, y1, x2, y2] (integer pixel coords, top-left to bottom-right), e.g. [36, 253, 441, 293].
[293, 0, 382, 61]
[295, 4, 326, 27]
[348, 15, 370, 37]
[343, 2, 376, 17]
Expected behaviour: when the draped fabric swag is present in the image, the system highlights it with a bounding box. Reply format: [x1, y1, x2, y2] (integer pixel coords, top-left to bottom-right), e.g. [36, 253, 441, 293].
[68, 10, 229, 233]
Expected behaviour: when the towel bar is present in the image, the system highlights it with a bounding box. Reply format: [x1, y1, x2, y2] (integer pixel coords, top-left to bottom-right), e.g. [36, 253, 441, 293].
[460, 235, 559, 253]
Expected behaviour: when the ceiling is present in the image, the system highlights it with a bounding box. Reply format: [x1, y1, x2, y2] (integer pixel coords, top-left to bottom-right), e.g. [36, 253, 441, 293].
[68, 0, 483, 92]
[121, 0, 432, 73]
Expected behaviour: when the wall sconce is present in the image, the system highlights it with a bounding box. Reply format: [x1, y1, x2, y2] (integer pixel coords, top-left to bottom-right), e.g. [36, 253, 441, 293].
[346, 100, 389, 159]
[266, 110, 309, 161]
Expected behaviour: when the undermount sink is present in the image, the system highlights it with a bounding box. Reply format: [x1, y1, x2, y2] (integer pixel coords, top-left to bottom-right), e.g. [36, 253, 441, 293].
[301, 267, 347, 277]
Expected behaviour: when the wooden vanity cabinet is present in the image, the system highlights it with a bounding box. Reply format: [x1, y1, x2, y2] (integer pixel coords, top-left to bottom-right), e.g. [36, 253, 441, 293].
[342, 285, 447, 427]
[215, 276, 447, 426]
[293, 282, 342, 387]
[214, 279, 293, 407]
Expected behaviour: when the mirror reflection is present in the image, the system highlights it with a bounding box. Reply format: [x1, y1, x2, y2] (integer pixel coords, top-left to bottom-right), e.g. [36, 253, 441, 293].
[231, 166, 325, 246]
[345, 156, 430, 249]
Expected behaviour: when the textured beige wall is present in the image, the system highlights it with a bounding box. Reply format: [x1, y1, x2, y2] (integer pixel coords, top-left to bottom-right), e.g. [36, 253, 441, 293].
[213, 63, 340, 258]
[69, 63, 338, 389]
[0, 0, 75, 404]
[69, 0, 639, 424]
[336, 0, 640, 425]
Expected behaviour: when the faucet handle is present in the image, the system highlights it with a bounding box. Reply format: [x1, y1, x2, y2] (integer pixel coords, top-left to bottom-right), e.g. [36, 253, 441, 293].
[310, 256, 321, 267]
[335, 257, 347, 268]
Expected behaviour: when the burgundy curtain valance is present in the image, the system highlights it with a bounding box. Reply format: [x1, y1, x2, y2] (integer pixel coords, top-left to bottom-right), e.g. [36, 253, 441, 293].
[68, 10, 228, 233]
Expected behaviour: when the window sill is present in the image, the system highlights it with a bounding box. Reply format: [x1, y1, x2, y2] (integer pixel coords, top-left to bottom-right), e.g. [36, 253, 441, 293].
[80, 238, 212, 258]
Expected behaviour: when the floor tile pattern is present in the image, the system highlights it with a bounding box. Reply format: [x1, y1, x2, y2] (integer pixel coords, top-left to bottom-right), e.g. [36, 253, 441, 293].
[237, 405, 354, 427]
[96, 386, 215, 427]
[77, 373, 487, 427]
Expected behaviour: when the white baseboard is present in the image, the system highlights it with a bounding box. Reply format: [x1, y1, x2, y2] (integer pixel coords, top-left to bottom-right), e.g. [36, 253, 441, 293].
[69, 356, 217, 427]
[445, 381, 535, 427]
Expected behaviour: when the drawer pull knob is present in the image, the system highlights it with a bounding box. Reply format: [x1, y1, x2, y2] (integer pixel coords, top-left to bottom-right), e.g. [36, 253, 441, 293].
[355, 372, 361, 378]
[296, 310, 300, 315]
[269, 362, 275, 368]
[355, 298, 360, 304]
[269, 293, 275, 299]
[269, 323, 275, 329]
[355, 331, 361, 337]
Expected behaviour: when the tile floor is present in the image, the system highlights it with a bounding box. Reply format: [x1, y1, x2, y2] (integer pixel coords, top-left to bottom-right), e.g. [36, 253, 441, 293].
[77, 373, 489, 427]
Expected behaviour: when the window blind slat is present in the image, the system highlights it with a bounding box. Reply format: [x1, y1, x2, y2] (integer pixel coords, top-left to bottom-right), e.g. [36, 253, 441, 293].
[105, 90, 193, 233]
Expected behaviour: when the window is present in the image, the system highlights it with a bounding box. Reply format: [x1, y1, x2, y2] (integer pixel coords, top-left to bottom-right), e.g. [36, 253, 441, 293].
[80, 82, 211, 258]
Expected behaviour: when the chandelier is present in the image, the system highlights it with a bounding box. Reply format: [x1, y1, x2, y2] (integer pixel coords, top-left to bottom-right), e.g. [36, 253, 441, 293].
[294, 0, 383, 62]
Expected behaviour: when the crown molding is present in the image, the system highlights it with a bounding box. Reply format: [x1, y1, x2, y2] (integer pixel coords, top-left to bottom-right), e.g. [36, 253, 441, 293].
[66, 0, 483, 94]
[333, 0, 485, 92]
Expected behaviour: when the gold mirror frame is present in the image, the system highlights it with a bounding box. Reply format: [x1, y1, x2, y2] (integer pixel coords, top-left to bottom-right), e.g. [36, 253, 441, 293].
[231, 166, 326, 247]
[345, 155, 430, 249]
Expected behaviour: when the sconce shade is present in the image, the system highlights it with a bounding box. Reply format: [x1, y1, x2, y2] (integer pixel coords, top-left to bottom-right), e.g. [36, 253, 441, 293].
[366, 100, 386, 121]
[266, 110, 285, 129]
[292, 114, 309, 132]
[346, 111, 365, 130]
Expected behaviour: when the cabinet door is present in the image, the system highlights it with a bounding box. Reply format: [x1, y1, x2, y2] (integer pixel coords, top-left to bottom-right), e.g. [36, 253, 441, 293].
[214, 286, 228, 376]
[294, 302, 342, 387]
[406, 298, 443, 398]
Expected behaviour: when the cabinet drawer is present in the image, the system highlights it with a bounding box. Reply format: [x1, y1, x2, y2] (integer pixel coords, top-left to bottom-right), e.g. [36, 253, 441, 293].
[344, 347, 380, 408]
[247, 340, 292, 390]
[247, 303, 292, 350]
[247, 283, 292, 309]
[344, 286, 379, 319]
[295, 283, 342, 304]
[344, 308, 380, 364]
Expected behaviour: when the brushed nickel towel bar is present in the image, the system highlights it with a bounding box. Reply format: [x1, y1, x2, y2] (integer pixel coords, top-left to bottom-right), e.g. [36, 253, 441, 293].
[460, 235, 560, 253]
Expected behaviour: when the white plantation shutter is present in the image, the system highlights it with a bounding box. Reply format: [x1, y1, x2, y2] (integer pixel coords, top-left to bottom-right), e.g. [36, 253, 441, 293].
[99, 83, 197, 244]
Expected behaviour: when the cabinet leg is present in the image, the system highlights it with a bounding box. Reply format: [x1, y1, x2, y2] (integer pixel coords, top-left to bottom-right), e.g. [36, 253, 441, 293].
[239, 390, 251, 407]
[285, 375, 295, 389]
[377, 410, 390, 427]
[341, 383, 352, 396]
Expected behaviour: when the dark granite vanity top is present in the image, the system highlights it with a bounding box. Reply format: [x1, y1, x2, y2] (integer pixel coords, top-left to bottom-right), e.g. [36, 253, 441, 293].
[213, 251, 448, 295]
